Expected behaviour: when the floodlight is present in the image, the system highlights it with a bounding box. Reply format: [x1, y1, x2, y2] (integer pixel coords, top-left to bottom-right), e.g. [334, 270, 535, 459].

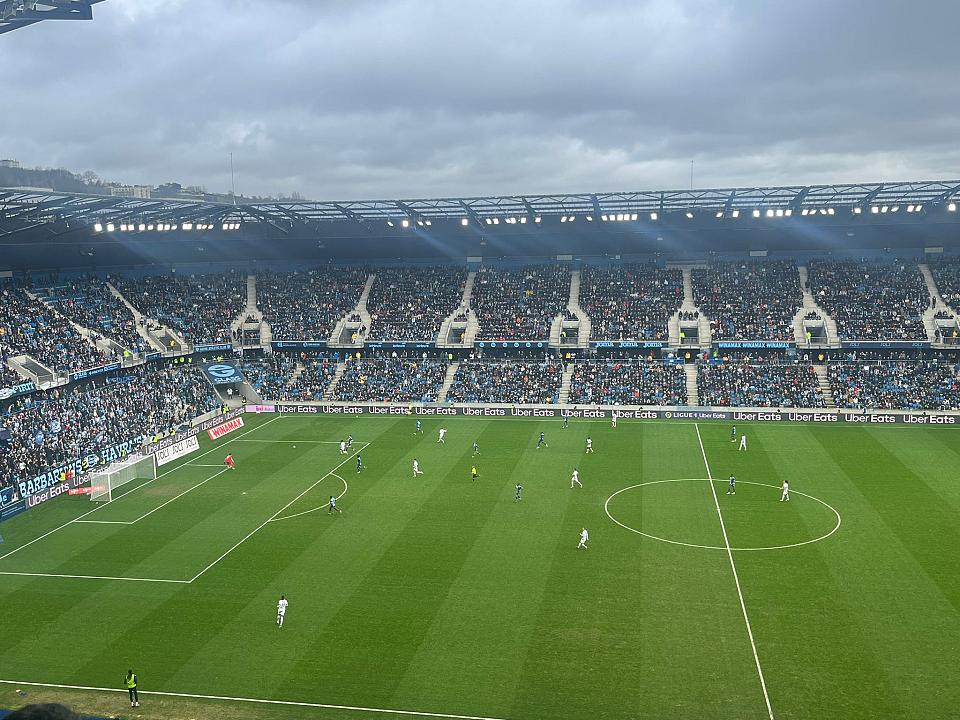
[387, 220, 394, 227]
[752, 209, 760, 218]
[880, 206, 888, 213]
[852, 207, 862, 214]
[586, 215, 593, 222]
[907, 205, 915, 213]
[601, 215, 608, 222]
[914, 204, 923, 212]
[715, 211, 723, 218]
[560, 216, 567, 223]
[106, 223, 115, 232]
[650, 212, 658, 220]
[425, 219, 432, 226]
[94, 223, 103, 232]
[785, 209, 792, 217]
[534, 216, 542, 223]
[519, 216, 527, 224]
[890, 206, 898, 213]
[801, 209, 809, 216]
[775, 209, 784, 217]
[871, 206, 879, 214]
[731, 210, 739, 218]
[138, 224, 146, 231]
[949, 202, 957, 212]
[630, 213, 638, 221]
[766, 209, 774, 218]
[461, 218, 468, 226]
[685, 212, 694, 219]
[492, 218, 499, 225]
[401, 219, 410, 228]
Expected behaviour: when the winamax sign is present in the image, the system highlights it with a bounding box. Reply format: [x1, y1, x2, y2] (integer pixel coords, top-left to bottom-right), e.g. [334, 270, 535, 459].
[208, 415, 245, 440]
[265, 403, 958, 425]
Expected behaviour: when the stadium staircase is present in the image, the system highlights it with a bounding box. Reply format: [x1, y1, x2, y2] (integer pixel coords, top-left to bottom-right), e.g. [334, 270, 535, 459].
[322, 362, 347, 400]
[795, 267, 840, 348]
[437, 362, 459, 403]
[918, 264, 959, 346]
[107, 280, 188, 354]
[437, 271, 477, 347]
[683, 363, 698, 405]
[106, 281, 168, 352]
[813, 364, 836, 407]
[230, 275, 271, 352]
[670, 265, 711, 351]
[28, 288, 119, 371]
[568, 270, 591, 347]
[329, 274, 375, 348]
[559, 362, 574, 404]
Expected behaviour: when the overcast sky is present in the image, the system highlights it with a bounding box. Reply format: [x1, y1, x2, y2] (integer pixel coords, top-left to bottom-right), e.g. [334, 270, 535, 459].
[2, 0, 958, 200]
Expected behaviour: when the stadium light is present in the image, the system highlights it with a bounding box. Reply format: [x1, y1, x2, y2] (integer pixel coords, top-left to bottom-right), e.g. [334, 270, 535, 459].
[93, 223, 103, 232]
[182, 223, 192, 230]
[915, 204, 923, 212]
[766, 209, 775, 218]
[401, 219, 410, 228]
[890, 206, 899, 213]
[120, 224, 128, 232]
[871, 206, 879, 214]
[801, 208, 809, 216]
[881, 206, 889, 213]
[534, 216, 542, 223]
[586, 215, 593, 222]
[949, 202, 957, 212]
[492, 218, 499, 225]
[461, 218, 468, 226]
[685, 212, 694, 219]
[827, 208, 835, 215]
[715, 211, 723, 218]
[519, 216, 527, 224]
[386, 220, 394, 227]
[630, 214, 638, 221]
[907, 205, 915, 213]
[649, 212, 658, 220]
[138, 223, 146, 231]
[752, 209, 760, 218]
[560, 216, 567, 223]
[731, 210, 739, 218]
[785, 209, 792, 217]
[106, 223, 115, 232]
[425, 219, 432, 226]
[852, 207, 862, 214]
[601, 215, 608, 222]
[775, 209, 784, 217]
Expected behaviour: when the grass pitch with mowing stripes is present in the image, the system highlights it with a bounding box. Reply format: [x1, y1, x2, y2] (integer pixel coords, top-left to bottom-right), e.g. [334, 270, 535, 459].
[0, 414, 959, 720]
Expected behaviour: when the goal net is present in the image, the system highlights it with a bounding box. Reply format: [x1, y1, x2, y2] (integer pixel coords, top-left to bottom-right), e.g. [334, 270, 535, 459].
[88, 453, 157, 502]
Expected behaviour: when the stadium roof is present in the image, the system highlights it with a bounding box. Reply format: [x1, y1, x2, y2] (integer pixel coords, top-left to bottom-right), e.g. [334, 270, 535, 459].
[0, 0, 104, 35]
[1, 179, 958, 237]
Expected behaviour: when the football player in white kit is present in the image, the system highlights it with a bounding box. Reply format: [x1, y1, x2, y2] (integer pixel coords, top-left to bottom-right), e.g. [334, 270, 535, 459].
[780, 479, 790, 501]
[277, 595, 288, 627]
[585, 437, 594, 453]
[738, 434, 747, 451]
[570, 468, 582, 488]
[611, 414, 617, 428]
[413, 458, 424, 477]
[339, 440, 347, 455]
[577, 527, 589, 549]
[437, 428, 447, 443]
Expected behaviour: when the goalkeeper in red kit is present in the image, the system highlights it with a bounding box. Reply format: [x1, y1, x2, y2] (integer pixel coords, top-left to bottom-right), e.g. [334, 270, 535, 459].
[224, 454, 236, 469]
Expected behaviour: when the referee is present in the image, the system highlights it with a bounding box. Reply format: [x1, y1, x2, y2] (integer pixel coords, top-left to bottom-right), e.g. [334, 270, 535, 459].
[124, 669, 139, 707]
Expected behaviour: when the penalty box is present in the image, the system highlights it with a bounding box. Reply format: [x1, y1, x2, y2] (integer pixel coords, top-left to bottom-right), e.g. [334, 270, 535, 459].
[0, 437, 367, 584]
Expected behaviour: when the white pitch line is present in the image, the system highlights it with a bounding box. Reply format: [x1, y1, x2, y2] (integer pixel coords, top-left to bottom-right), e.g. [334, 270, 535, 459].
[73, 519, 133, 525]
[229, 439, 345, 443]
[0, 415, 281, 563]
[188, 443, 369, 583]
[270, 473, 349, 522]
[0, 679, 507, 720]
[187, 463, 228, 467]
[695, 423, 775, 720]
[0, 571, 189, 583]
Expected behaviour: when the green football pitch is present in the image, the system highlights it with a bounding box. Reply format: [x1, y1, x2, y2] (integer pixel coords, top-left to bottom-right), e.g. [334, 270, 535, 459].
[1, 413, 959, 720]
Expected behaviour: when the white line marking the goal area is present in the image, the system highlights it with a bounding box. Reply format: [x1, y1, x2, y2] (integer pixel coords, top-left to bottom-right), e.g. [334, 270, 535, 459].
[0, 680, 507, 720]
[694, 423, 775, 720]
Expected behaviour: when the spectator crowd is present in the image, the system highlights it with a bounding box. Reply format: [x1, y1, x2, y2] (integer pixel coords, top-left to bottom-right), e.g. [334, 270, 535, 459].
[697, 358, 825, 407]
[0, 281, 106, 374]
[258, 267, 368, 341]
[472, 266, 570, 340]
[569, 360, 686, 405]
[0, 363, 218, 489]
[446, 360, 562, 404]
[807, 260, 928, 340]
[42, 277, 150, 354]
[242, 355, 339, 401]
[368, 266, 466, 341]
[335, 357, 447, 402]
[828, 360, 960, 410]
[693, 261, 801, 341]
[580, 264, 683, 341]
[113, 271, 244, 344]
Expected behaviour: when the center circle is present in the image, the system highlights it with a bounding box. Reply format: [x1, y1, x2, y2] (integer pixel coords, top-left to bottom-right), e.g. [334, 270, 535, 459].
[604, 478, 841, 551]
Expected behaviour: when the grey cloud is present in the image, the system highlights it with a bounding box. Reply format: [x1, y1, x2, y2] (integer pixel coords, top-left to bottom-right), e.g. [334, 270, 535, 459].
[1, 0, 958, 199]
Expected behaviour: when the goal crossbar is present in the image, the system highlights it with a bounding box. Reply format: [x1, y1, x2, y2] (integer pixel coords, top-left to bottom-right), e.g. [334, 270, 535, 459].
[89, 453, 157, 502]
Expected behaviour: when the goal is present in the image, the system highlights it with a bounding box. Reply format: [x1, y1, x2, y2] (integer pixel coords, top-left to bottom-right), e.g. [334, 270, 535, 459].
[88, 453, 157, 502]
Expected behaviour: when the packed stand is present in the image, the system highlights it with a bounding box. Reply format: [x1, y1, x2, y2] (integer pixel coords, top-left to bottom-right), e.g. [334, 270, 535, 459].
[241, 356, 297, 400]
[0, 351, 24, 389]
[0, 363, 219, 488]
[580, 263, 683, 341]
[697, 358, 825, 407]
[828, 361, 960, 410]
[0, 281, 106, 374]
[368, 266, 466, 340]
[334, 357, 447, 402]
[806, 260, 928, 340]
[258, 267, 368, 341]
[113, 271, 244, 344]
[929, 260, 960, 316]
[693, 261, 801, 340]
[242, 355, 339, 401]
[41, 277, 149, 354]
[568, 360, 686, 405]
[446, 360, 562, 404]
[472, 266, 570, 340]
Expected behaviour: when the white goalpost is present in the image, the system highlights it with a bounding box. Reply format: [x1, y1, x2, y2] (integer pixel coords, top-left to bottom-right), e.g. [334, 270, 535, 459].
[88, 453, 157, 502]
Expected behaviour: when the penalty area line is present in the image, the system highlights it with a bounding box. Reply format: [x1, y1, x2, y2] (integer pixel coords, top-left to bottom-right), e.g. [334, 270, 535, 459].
[695, 423, 775, 720]
[0, 679, 508, 720]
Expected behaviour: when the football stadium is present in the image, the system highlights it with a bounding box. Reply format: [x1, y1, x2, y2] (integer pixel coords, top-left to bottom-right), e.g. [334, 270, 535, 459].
[2, 3, 960, 720]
